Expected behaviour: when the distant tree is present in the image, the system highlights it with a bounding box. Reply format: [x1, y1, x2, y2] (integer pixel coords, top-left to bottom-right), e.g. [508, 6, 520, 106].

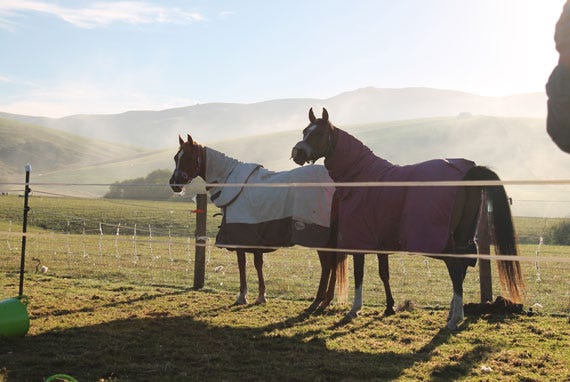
[547, 220, 570, 245]
[105, 170, 173, 200]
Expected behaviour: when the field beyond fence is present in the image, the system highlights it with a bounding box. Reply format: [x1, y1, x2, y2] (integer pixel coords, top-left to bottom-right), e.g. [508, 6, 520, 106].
[1, 194, 569, 381]
[1, 195, 568, 313]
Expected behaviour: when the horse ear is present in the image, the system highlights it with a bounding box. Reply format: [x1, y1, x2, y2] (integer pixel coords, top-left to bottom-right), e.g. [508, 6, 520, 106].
[322, 108, 329, 122]
[309, 108, 316, 123]
[187, 134, 194, 145]
[178, 135, 184, 146]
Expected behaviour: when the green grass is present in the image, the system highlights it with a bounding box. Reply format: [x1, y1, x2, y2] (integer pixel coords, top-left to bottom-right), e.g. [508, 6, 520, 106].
[0, 194, 218, 237]
[0, 195, 569, 381]
[0, 275, 568, 381]
[1, 195, 568, 312]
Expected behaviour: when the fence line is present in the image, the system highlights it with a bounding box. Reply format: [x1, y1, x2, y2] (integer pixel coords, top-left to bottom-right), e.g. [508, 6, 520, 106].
[2, 229, 570, 264]
[11, 187, 570, 207]
[2, 176, 569, 309]
[2, 178, 570, 188]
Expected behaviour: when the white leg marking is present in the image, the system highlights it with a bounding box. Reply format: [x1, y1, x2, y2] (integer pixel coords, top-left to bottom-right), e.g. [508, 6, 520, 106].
[446, 292, 464, 330]
[347, 285, 363, 318]
[354, 285, 363, 309]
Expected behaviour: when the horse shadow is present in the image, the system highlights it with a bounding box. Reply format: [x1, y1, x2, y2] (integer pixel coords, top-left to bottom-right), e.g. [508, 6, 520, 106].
[0, 303, 503, 381]
[259, 306, 502, 380]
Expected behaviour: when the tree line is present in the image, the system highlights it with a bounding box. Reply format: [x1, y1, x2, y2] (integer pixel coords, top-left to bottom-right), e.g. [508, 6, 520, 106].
[104, 169, 205, 201]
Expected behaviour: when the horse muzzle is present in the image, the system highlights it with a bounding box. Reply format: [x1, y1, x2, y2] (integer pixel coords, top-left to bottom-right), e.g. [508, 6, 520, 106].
[291, 142, 312, 166]
[169, 171, 187, 193]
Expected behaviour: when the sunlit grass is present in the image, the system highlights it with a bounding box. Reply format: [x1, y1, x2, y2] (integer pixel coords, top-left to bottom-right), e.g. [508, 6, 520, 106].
[1, 195, 568, 313]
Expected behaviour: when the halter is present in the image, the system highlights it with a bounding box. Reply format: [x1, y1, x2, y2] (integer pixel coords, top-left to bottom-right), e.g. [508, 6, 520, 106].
[174, 145, 202, 184]
[323, 128, 335, 158]
[307, 124, 335, 161]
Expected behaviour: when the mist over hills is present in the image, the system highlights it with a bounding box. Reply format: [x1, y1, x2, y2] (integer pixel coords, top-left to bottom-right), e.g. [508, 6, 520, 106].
[0, 87, 546, 149]
[1, 86, 567, 217]
[206, 115, 570, 218]
[0, 117, 147, 183]
[2, 112, 567, 217]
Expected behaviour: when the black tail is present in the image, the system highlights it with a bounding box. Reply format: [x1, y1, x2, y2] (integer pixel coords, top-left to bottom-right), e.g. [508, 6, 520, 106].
[466, 166, 525, 303]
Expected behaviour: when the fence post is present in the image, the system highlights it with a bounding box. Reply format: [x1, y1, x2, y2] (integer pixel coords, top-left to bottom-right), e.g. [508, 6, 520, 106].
[478, 190, 493, 303]
[18, 164, 32, 297]
[193, 193, 207, 289]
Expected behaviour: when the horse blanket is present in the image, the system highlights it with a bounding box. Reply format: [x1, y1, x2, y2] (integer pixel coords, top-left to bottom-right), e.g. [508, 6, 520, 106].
[205, 148, 334, 251]
[324, 129, 476, 254]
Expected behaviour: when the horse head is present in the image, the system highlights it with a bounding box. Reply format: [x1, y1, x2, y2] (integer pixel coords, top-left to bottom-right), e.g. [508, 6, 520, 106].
[169, 134, 204, 193]
[291, 108, 335, 165]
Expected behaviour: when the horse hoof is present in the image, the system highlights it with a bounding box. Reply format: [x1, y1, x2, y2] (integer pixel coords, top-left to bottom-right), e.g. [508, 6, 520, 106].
[446, 318, 462, 331]
[314, 303, 331, 315]
[254, 297, 267, 305]
[234, 297, 248, 306]
[305, 300, 322, 314]
[346, 310, 359, 320]
[446, 322, 458, 331]
[318, 300, 333, 312]
[384, 307, 396, 317]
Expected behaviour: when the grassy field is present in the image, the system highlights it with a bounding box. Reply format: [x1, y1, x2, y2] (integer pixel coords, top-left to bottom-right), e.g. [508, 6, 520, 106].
[0, 195, 569, 381]
[0, 275, 568, 381]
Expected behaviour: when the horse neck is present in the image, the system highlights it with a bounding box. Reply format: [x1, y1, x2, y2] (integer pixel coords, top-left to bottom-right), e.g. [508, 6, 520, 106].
[204, 147, 242, 184]
[199, 145, 207, 179]
[324, 128, 392, 181]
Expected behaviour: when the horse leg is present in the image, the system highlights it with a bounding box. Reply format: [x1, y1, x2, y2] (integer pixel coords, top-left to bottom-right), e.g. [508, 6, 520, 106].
[347, 253, 365, 319]
[307, 251, 330, 313]
[235, 250, 248, 305]
[445, 259, 468, 330]
[444, 186, 481, 329]
[317, 252, 338, 312]
[377, 254, 395, 316]
[253, 251, 267, 304]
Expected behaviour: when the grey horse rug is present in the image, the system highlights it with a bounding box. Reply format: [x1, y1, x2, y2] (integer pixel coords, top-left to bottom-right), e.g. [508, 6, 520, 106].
[324, 128, 476, 254]
[205, 148, 334, 251]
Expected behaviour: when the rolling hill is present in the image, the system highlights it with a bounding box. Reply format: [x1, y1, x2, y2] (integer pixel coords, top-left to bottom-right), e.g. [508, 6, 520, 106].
[208, 115, 570, 218]
[0, 87, 546, 149]
[2, 114, 567, 217]
[0, 117, 150, 186]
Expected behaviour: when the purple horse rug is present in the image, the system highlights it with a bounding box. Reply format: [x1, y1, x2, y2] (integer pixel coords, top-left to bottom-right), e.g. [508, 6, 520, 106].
[205, 148, 334, 251]
[325, 129, 476, 254]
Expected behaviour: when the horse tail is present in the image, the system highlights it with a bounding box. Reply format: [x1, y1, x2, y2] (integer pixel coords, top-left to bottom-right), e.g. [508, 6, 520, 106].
[467, 166, 525, 303]
[335, 253, 348, 304]
[330, 193, 348, 304]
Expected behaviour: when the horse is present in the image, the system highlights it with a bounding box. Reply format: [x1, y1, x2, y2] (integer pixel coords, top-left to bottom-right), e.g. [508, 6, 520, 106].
[291, 108, 525, 330]
[170, 134, 348, 311]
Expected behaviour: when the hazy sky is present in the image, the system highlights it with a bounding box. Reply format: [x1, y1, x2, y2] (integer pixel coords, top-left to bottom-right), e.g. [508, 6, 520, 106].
[0, 0, 565, 117]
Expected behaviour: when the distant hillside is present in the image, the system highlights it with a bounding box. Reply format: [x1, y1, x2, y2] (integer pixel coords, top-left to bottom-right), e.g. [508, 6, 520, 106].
[14, 115, 569, 217]
[0, 87, 546, 149]
[209, 116, 570, 218]
[0, 117, 149, 184]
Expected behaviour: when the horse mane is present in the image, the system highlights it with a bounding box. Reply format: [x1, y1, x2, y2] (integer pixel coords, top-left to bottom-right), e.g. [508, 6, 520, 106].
[204, 147, 244, 184]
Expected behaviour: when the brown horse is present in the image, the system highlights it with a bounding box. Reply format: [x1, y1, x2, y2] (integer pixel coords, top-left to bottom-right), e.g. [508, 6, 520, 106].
[291, 108, 525, 330]
[170, 134, 347, 311]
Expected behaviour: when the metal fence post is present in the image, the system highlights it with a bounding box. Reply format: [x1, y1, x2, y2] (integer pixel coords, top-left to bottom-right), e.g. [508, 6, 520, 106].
[19, 164, 32, 297]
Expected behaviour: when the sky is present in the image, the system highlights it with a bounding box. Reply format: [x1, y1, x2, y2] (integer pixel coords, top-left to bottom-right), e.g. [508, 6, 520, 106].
[0, 0, 566, 118]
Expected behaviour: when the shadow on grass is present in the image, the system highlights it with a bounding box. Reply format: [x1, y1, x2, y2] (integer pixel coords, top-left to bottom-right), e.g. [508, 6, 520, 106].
[31, 287, 194, 319]
[0, 307, 508, 382]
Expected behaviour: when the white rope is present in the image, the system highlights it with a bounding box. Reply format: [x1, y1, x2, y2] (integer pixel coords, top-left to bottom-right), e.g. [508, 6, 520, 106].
[2, 178, 570, 188]
[202, 179, 570, 188]
[2, 230, 569, 263]
[191, 240, 570, 264]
